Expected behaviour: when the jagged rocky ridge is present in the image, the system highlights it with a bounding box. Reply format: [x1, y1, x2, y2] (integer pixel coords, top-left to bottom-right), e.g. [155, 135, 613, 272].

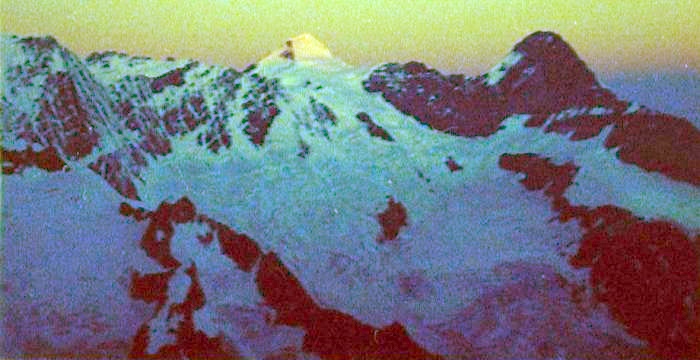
[2, 31, 700, 360]
[363, 32, 699, 185]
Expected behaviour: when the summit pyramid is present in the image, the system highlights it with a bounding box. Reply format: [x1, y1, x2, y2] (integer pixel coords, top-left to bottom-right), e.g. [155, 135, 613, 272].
[262, 33, 334, 62]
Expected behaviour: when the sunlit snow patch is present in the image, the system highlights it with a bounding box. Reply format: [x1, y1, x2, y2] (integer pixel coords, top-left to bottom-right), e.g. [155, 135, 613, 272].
[484, 51, 523, 86]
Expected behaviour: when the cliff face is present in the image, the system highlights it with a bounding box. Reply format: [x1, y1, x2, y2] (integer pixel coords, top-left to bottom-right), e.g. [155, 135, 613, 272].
[2, 32, 699, 359]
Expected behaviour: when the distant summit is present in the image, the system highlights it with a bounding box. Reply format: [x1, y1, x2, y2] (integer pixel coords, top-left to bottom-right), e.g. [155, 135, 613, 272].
[364, 30, 623, 136]
[497, 31, 612, 113]
[262, 33, 333, 62]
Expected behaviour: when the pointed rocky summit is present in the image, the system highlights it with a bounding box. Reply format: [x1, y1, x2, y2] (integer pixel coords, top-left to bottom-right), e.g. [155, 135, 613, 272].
[495, 31, 619, 114]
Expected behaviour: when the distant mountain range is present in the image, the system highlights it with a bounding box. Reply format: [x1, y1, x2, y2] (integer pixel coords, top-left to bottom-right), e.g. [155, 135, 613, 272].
[2, 31, 699, 359]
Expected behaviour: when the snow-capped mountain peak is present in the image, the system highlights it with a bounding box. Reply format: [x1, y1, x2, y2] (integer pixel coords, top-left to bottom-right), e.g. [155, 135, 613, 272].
[3, 31, 700, 360]
[1, 34, 131, 165]
[260, 33, 338, 66]
[266, 33, 333, 61]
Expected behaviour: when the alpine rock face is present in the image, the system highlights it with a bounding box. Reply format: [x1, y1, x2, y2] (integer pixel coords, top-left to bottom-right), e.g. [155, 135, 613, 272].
[2, 32, 699, 360]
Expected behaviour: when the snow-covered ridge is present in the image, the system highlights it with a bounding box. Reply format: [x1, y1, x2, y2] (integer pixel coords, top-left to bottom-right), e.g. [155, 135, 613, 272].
[1, 34, 126, 158]
[3, 30, 698, 250]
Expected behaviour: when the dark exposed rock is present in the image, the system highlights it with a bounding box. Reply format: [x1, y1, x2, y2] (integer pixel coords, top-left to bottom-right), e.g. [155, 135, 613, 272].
[39, 72, 101, 158]
[605, 112, 700, 186]
[499, 31, 623, 114]
[241, 75, 283, 146]
[256, 252, 440, 359]
[499, 153, 700, 358]
[444, 156, 463, 172]
[150, 62, 196, 93]
[376, 197, 409, 242]
[18, 36, 59, 51]
[2, 145, 66, 174]
[121, 196, 436, 359]
[356, 112, 394, 141]
[365, 32, 700, 186]
[364, 62, 509, 137]
[88, 152, 140, 200]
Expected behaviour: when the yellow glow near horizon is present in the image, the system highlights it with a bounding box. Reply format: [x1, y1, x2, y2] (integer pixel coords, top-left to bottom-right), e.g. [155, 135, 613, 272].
[2, 1, 698, 75]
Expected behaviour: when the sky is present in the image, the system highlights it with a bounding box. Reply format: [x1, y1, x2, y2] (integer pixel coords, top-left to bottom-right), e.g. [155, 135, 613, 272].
[2, 0, 699, 76]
